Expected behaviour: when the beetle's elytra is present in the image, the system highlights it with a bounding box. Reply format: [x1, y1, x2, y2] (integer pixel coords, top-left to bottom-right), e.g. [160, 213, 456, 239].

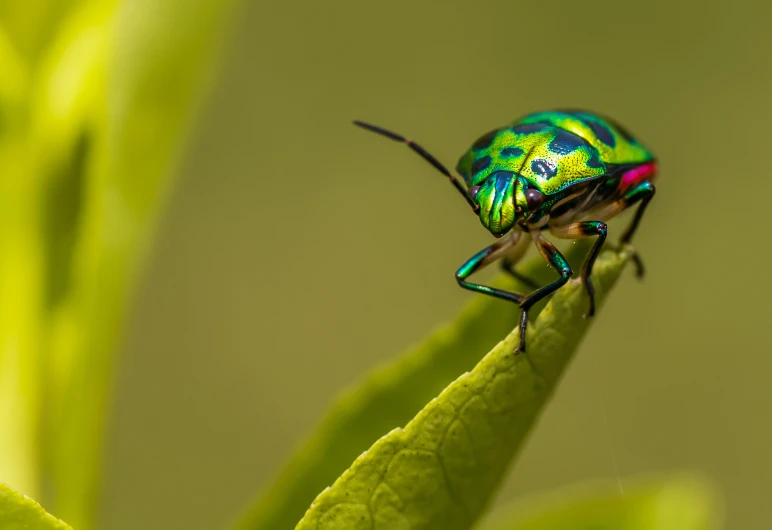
[355, 110, 656, 352]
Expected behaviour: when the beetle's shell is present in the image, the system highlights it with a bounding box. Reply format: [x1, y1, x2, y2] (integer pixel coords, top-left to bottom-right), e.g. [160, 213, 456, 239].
[457, 110, 655, 196]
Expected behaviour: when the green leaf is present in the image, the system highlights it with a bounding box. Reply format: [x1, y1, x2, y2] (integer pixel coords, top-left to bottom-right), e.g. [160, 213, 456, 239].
[293, 249, 630, 529]
[480, 475, 722, 530]
[0, 19, 38, 498]
[0, 0, 84, 63]
[235, 243, 594, 530]
[0, 483, 72, 530]
[9, 0, 239, 526]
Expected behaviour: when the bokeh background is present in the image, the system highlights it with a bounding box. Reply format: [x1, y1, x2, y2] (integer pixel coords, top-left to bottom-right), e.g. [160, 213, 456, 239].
[98, 0, 771, 529]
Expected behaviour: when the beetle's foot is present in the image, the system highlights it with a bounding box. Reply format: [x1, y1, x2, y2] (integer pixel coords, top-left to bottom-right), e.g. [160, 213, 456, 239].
[513, 335, 526, 355]
[624, 244, 646, 280]
[515, 333, 527, 354]
[580, 276, 596, 319]
[614, 242, 645, 280]
[631, 252, 645, 280]
[583, 300, 596, 320]
[514, 309, 528, 354]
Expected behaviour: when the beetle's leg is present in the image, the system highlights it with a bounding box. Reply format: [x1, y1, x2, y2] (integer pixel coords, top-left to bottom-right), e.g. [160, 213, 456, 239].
[549, 221, 607, 318]
[456, 238, 532, 352]
[501, 264, 542, 290]
[619, 182, 656, 245]
[455, 237, 523, 306]
[499, 233, 541, 289]
[511, 233, 573, 352]
[591, 181, 655, 279]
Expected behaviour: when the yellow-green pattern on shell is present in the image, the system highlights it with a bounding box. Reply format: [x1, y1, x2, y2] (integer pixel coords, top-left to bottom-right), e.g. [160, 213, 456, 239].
[457, 110, 654, 196]
[519, 110, 653, 166]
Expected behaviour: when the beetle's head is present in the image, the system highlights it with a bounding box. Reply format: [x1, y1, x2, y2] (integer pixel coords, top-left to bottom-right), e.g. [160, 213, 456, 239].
[467, 172, 544, 237]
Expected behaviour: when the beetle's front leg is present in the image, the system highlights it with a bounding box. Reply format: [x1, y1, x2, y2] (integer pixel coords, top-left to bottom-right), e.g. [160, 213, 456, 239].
[549, 221, 607, 318]
[499, 232, 542, 290]
[455, 237, 529, 350]
[512, 234, 574, 352]
[455, 237, 523, 305]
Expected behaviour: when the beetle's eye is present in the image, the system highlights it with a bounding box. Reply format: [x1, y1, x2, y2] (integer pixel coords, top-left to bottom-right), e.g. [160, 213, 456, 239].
[525, 189, 544, 210]
[467, 186, 480, 201]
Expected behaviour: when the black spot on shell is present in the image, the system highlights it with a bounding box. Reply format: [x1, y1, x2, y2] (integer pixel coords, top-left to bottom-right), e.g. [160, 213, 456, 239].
[586, 150, 604, 169]
[548, 130, 586, 155]
[501, 146, 524, 157]
[472, 155, 492, 174]
[512, 123, 550, 134]
[472, 130, 498, 150]
[586, 119, 615, 147]
[609, 118, 637, 143]
[530, 159, 557, 179]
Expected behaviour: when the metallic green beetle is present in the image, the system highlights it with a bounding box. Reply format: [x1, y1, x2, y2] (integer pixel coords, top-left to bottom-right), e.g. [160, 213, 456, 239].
[354, 110, 657, 352]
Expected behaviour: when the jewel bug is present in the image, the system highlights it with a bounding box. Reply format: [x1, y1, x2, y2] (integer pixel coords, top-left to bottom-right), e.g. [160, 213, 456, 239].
[354, 110, 656, 352]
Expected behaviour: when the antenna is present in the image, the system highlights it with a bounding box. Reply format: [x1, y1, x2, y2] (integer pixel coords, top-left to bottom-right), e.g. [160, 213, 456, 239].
[353, 120, 478, 211]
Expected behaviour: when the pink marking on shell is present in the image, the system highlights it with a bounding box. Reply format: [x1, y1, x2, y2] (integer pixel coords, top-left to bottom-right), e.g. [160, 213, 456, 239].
[620, 162, 657, 190]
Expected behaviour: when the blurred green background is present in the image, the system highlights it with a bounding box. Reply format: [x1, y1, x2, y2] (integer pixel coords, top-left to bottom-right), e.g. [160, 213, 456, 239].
[49, 0, 769, 528]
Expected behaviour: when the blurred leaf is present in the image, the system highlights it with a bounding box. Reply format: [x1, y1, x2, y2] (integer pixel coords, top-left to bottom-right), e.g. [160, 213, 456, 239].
[480, 475, 722, 530]
[0, 0, 86, 63]
[0, 19, 40, 498]
[0, 483, 72, 530]
[293, 249, 629, 529]
[19, 0, 239, 526]
[235, 243, 595, 530]
[30, 3, 111, 523]
[0, 23, 27, 109]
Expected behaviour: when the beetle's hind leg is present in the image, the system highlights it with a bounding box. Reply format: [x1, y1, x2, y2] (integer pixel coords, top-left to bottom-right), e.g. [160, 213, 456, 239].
[549, 221, 607, 318]
[589, 181, 656, 279]
[620, 182, 656, 245]
[619, 183, 656, 278]
[500, 265, 542, 290]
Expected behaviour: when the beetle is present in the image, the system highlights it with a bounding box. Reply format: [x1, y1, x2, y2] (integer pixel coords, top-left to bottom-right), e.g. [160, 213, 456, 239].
[354, 110, 656, 352]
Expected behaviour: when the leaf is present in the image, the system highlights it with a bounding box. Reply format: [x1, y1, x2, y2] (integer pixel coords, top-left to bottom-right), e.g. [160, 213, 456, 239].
[18, 0, 239, 526]
[0, 0, 83, 63]
[0, 483, 72, 530]
[0, 19, 39, 498]
[480, 474, 722, 530]
[234, 243, 594, 530]
[293, 249, 630, 529]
